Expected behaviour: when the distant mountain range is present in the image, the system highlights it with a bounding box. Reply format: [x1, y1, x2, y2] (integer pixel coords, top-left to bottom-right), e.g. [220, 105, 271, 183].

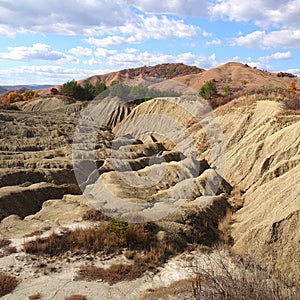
[0, 85, 55, 97]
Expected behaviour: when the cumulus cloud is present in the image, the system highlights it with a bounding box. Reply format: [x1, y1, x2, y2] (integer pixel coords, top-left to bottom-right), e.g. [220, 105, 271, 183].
[0, 43, 79, 63]
[68, 47, 93, 57]
[286, 68, 300, 76]
[0, 65, 110, 85]
[85, 15, 199, 47]
[206, 38, 222, 46]
[0, 0, 132, 35]
[83, 47, 218, 69]
[232, 30, 300, 49]
[210, 0, 300, 29]
[129, 0, 208, 17]
[0, 24, 15, 38]
[259, 51, 292, 62]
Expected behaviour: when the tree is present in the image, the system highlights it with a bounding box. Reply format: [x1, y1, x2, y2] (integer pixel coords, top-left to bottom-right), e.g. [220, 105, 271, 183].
[6, 92, 24, 103]
[23, 90, 35, 100]
[95, 82, 107, 95]
[199, 80, 218, 99]
[288, 82, 297, 92]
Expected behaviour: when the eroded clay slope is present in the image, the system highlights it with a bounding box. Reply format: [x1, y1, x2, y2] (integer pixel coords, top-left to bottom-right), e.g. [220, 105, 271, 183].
[217, 100, 300, 285]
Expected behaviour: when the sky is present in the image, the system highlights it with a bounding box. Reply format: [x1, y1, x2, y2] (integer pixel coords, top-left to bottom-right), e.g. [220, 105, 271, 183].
[0, 0, 299, 85]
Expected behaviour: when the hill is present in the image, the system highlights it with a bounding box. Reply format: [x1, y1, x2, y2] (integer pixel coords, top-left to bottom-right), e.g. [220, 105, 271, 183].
[77, 63, 203, 87]
[176, 62, 300, 93]
[37, 62, 300, 98]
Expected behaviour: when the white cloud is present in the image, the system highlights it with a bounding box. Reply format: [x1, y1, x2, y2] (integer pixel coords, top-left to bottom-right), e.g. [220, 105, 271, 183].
[68, 47, 93, 57]
[94, 48, 118, 58]
[0, 24, 15, 38]
[129, 0, 208, 17]
[85, 15, 199, 47]
[0, 65, 110, 85]
[86, 36, 127, 47]
[0, 0, 132, 35]
[259, 51, 292, 62]
[0, 43, 79, 63]
[206, 38, 222, 46]
[210, 0, 300, 29]
[202, 30, 212, 37]
[286, 69, 300, 76]
[232, 30, 300, 49]
[83, 47, 218, 69]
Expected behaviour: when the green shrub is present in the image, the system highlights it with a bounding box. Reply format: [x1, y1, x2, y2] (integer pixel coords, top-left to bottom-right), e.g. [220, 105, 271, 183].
[199, 80, 218, 99]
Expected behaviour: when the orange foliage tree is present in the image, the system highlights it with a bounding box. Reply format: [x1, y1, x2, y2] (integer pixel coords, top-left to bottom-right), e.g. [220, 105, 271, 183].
[6, 92, 24, 103]
[288, 82, 297, 92]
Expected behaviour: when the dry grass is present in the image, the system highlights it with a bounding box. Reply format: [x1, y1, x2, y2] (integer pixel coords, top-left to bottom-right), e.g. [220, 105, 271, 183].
[0, 273, 18, 297]
[23, 220, 182, 282]
[23, 222, 165, 257]
[76, 240, 178, 284]
[190, 251, 300, 300]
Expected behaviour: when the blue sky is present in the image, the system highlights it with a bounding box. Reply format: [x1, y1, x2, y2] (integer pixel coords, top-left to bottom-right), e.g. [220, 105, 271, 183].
[0, 0, 299, 85]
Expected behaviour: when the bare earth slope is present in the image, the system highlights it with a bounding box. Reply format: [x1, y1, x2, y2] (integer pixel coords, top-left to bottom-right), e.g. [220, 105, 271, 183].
[216, 100, 300, 285]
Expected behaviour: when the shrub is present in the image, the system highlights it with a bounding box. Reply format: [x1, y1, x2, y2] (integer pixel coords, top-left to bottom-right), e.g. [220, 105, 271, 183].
[109, 214, 128, 242]
[199, 80, 218, 100]
[76, 241, 178, 284]
[0, 273, 18, 297]
[23, 90, 35, 100]
[0, 239, 11, 248]
[277, 72, 297, 78]
[82, 209, 110, 222]
[190, 251, 300, 300]
[283, 97, 300, 110]
[3, 246, 17, 255]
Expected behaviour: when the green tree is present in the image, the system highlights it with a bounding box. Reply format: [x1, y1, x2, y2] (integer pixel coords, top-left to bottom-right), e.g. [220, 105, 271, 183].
[23, 90, 35, 100]
[95, 83, 107, 95]
[199, 80, 218, 99]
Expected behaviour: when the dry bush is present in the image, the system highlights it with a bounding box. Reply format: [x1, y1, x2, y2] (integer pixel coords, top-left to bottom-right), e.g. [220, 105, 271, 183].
[65, 295, 87, 300]
[190, 251, 300, 300]
[77, 241, 178, 284]
[283, 96, 300, 111]
[28, 292, 42, 299]
[77, 263, 141, 285]
[217, 209, 233, 246]
[82, 209, 110, 221]
[0, 239, 11, 248]
[0, 273, 18, 297]
[23, 222, 163, 257]
[228, 186, 244, 212]
[3, 246, 17, 255]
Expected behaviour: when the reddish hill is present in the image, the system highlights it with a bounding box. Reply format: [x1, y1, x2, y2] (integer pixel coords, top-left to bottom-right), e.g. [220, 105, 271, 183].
[176, 62, 300, 93]
[77, 63, 204, 87]
[39, 62, 299, 96]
